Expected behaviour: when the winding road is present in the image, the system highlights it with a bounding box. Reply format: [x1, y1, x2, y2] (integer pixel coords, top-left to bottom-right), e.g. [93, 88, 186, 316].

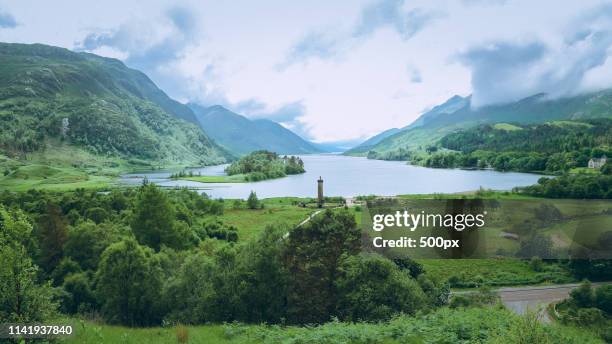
[457, 282, 611, 323]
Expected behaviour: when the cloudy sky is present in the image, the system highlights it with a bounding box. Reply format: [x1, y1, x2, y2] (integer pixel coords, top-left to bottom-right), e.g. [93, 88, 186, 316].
[1, 0, 611, 144]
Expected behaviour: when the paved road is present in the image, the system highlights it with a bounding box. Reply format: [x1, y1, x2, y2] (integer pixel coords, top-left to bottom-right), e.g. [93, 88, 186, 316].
[458, 282, 611, 323]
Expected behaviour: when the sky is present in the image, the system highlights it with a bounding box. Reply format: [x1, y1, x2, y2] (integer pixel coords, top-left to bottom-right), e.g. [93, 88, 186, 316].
[1, 0, 612, 145]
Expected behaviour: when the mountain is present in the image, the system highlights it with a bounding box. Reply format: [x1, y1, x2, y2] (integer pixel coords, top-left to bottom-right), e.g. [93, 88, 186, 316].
[0, 42, 231, 166]
[353, 90, 612, 159]
[345, 128, 401, 155]
[189, 104, 322, 155]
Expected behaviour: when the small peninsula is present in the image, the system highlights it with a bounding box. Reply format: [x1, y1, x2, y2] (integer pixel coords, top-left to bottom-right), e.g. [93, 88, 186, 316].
[175, 150, 306, 183]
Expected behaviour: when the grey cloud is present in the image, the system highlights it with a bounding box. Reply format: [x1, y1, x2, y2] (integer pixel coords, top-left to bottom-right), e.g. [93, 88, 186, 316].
[279, 31, 340, 68]
[79, 6, 197, 68]
[0, 9, 17, 28]
[460, 4, 612, 107]
[459, 41, 547, 106]
[353, 1, 436, 40]
[77, 6, 199, 97]
[281, 0, 438, 67]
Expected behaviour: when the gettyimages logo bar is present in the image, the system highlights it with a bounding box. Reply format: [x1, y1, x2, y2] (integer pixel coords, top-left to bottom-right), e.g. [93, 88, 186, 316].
[361, 198, 612, 260]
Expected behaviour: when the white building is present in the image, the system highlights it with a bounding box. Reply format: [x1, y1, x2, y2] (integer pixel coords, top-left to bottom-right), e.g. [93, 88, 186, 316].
[588, 155, 607, 169]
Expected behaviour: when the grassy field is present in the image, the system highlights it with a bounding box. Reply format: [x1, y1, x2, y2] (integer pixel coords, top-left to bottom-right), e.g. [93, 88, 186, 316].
[395, 190, 539, 200]
[0, 140, 217, 191]
[543, 214, 612, 249]
[493, 123, 523, 131]
[0, 143, 130, 191]
[216, 197, 357, 241]
[57, 306, 603, 344]
[569, 167, 600, 174]
[419, 258, 574, 288]
[218, 205, 314, 241]
[0, 164, 115, 191]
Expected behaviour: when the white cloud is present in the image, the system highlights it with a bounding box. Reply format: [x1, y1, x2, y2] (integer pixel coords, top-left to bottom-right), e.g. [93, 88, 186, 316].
[1, 0, 608, 142]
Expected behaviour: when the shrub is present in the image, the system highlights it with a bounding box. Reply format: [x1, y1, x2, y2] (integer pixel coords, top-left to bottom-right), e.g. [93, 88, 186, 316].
[594, 284, 612, 314]
[570, 281, 594, 308]
[529, 256, 543, 272]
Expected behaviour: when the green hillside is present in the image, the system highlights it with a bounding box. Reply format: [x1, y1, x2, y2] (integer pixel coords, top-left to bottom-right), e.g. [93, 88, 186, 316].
[190, 104, 322, 155]
[345, 127, 400, 155]
[0, 43, 231, 168]
[355, 91, 612, 159]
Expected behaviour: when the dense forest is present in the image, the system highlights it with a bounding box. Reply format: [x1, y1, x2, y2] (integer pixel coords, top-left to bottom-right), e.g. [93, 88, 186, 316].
[0, 183, 450, 328]
[520, 175, 612, 199]
[225, 150, 305, 181]
[430, 119, 612, 173]
[406, 120, 612, 198]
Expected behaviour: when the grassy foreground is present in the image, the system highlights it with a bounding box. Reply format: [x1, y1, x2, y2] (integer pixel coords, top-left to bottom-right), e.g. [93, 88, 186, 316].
[59, 306, 602, 344]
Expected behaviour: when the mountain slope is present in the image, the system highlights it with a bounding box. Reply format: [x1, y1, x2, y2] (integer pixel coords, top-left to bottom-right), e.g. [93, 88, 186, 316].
[0, 42, 231, 166]
[358, 90, 612, 159]
[189, 104, 322, 155]
[345, 128, 401, 155]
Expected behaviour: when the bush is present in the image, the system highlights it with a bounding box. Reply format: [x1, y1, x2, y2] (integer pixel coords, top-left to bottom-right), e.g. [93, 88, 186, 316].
[594, 284, 612, 315]
[449, 286, 498, 309]
[529, 256, 543, 272]
[575, 308, 605, 326]
[570, 281, 594, 308]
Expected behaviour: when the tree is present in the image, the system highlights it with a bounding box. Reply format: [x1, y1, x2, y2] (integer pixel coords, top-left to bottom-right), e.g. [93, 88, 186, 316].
[335, 253, 426, 321]
[247, 191, 259, 210]
[284, 209, 360, 324]
[36, 202, 68, 272]
[95, 239, 164, 326]
[233, 225, 288, 323]
[60, 272, 96, 314]
[64, 221, 120, 271]
[162, 252, 218, 324]
[85, 207, 108, 224]
[0, 206, 57, 323]
[516, 234, 552, 259]
[0, 245, 58, 323]
[131, 183, 181, 251]
[392, 257, 424, 278]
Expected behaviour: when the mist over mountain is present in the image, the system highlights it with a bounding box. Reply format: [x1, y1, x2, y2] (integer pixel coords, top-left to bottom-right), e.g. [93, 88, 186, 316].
[347, 89, 612, 157]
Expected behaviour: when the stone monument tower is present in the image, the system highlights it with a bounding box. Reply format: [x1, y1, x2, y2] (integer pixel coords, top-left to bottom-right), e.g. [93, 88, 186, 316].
[317, 176, 324, 208]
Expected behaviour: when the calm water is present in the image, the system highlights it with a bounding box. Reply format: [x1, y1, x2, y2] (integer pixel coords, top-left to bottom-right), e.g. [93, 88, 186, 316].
[120, 155, 544, 199]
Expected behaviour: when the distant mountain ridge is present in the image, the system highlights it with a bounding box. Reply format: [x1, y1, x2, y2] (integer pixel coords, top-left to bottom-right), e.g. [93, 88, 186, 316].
[189, 104, 323, 156]
[347, 90, 612, 158]
[0, 42, 231, 165]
